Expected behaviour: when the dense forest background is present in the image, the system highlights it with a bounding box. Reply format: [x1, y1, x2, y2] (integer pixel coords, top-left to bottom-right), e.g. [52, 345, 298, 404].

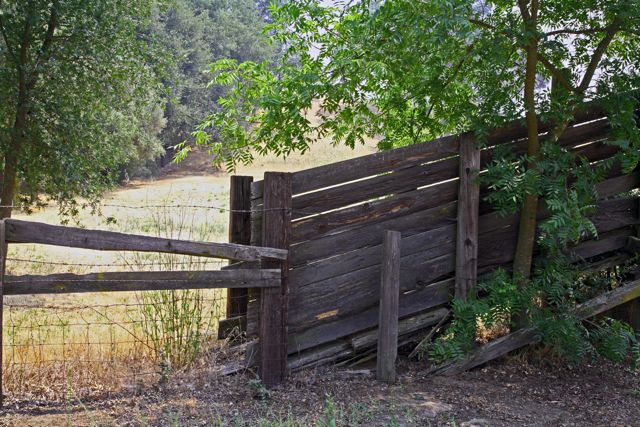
[138, 0, 277, 178]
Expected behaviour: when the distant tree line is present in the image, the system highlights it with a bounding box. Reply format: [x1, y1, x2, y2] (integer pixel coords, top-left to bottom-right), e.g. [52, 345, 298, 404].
[0, 0, 274, 218]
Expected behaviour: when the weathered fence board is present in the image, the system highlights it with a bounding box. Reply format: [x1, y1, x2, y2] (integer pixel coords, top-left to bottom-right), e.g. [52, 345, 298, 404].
[291, 118, 612, 220]
[287, 198, 638, 348]
[455, 134, 480, 299]
[292, 180, 459, 243]
[3, 269, 281, 295]
[290, 200, 458, 266]
[259, 172, 292, 387]
[227, 175, 253, 319]
[288, 279, 453, 354]
[243, 104, 639, 373]
[377, 230, 401, 382]
[289, 223, 456, 287]
[5, 219, 287, 262]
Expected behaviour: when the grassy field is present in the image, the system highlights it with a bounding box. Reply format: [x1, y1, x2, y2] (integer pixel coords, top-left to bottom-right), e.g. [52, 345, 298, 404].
[3, 138, 377, 400]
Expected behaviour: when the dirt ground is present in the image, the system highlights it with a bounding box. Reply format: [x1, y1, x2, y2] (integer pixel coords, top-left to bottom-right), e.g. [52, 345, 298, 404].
[1, 352, 638, 426]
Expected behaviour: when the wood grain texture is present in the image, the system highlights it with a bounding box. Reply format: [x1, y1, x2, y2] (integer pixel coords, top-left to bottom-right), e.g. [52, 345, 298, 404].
[455, 135, 480, 300]
[227, 175, 253, 318]
[5, 219, 287, 262]
[288, 306, 449, 371]
[291, 200, 458, 266]
[259, 172, 292, 387]
[246, 182, 265, 338]
[288, 105, 608, 196]
[286, 197, 638, 350]
[288, 279, 453, 353]
[377, 230, 401, 383]
[290, 118, 611, 220]
[4, 269, 281, 295]
[292, 180, 459, 243]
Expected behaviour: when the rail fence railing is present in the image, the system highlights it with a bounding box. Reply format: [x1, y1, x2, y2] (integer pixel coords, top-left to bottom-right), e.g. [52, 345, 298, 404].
[0, 217, 287, 404]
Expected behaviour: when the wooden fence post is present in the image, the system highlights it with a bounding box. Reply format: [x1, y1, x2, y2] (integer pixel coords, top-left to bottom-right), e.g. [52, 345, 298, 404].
[455, 134, 481, 300]
[259, 172, 292, 387]
[377, 230, 401, 383]
[0, 220, 6, 407]
[227, 175, 253, 319]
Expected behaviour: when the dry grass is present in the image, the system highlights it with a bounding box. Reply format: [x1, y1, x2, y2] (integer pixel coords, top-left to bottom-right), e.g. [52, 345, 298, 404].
[2, 137, 377, 401]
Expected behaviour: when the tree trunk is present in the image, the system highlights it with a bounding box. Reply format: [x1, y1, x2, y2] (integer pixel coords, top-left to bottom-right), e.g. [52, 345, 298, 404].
[512, 5, 540, 282]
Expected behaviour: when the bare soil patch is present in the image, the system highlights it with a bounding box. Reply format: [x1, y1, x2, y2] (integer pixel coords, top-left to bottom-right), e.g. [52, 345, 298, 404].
[2, 354, 638, 426]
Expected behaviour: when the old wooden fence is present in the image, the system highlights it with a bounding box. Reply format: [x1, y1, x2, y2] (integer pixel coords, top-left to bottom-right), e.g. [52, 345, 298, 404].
[227, 105, 640, 385]
[0, 218, 287, 403]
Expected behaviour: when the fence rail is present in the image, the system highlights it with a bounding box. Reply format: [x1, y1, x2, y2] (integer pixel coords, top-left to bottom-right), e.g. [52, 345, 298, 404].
[0, 216, 286, 404]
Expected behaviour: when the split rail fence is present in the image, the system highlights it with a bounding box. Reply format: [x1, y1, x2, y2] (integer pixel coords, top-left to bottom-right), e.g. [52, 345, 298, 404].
[227, 105, 640, 385]
[0, 217, 287, 403]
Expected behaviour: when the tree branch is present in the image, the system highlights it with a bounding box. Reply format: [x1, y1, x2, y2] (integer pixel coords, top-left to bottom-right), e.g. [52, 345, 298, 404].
[27, 0, 58, 91]
[468, 17, 579, 95]
[0, 14, 17, 64]
[545, 27, 609, 36]
[577, 17, 622, 94]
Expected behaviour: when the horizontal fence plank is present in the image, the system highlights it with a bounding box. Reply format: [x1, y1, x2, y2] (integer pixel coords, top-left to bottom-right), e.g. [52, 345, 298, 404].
[4, 269, 281, 295]
[292, 156, 459, 219]
[290, 223, 456, 288]
[291, 134, 620, 244]
[289, 107, 608, 195]
[251, 105, 611, 202]
[291, 170, 639, 267]
[288, 281, 453, 354]
[288, 197, 639, 334]
[5, 219, 287, 262]
[290, 200, 458, 266]
[289, 252, 455, 330]
[291, 118, 612, 219]
[292, 134, 460, 195]
[288, 226, 634, 352]
[292, 180, 459, 243]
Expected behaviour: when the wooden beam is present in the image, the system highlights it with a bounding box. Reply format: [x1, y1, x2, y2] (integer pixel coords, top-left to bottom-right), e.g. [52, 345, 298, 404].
[455, 134, 480, 300]
[377, 230, 401, 383]
[3, 269, 281, 295]
[4, 219, 287, 262]
[227, 175, 253, 318]
[259, 172, 292, 387]
[433, 278, 640, 375]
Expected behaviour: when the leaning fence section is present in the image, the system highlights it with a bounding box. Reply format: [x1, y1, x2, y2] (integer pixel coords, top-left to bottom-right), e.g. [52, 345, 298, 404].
[245, 105, 640, 370]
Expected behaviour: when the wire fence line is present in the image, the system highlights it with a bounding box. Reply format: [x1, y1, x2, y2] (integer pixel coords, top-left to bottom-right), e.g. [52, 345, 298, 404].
[3, 291, 244, 401]
[0, 202, 285, 213]
[6, 257, 229, 268]
[1, 202, 253, 402]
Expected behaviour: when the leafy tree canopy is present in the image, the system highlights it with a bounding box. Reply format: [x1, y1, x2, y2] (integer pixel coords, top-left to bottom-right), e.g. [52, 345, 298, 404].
[193, 0, 640, 169]
[151, 0, 278, 163]
[0, 0, 168, 218]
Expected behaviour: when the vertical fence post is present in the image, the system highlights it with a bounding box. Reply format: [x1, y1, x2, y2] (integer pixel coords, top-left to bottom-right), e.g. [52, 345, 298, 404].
[227, 175, 253, 319]
[455, 133, 481, 300]
[0, 220, 5, 406]
[260, 172, 292, 387]
[377, 230, 400, 383]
